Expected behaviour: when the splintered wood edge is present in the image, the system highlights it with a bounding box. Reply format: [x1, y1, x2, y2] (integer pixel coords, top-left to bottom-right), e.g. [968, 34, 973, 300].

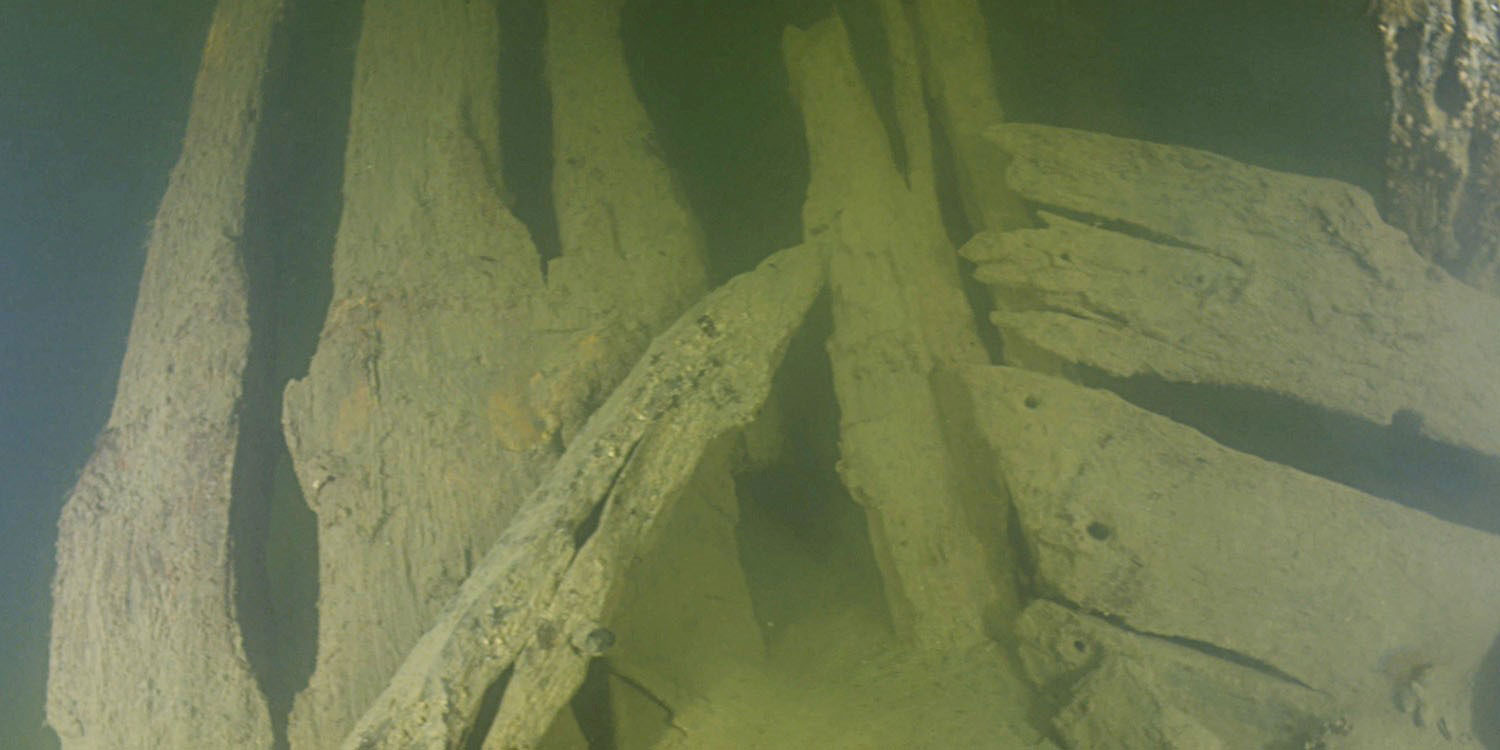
[341, 241, 828, 749]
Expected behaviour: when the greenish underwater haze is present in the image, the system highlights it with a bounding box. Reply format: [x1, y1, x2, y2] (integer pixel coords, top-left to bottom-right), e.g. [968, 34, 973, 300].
[1, 2, 211, 748]
[2, 0, 1410, 747]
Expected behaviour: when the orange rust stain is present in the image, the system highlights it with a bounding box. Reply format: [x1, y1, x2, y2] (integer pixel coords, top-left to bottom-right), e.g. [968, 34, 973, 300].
[486, 389, 546, 452]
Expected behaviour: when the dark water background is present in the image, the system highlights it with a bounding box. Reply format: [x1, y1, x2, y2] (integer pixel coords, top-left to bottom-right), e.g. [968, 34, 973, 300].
[0, 2, 211, 747]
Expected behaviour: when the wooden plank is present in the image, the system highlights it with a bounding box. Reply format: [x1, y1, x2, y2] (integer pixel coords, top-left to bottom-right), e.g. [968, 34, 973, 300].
[966, 365, 1500, 746]
[46, 1, 285, 747]
[341, 241, 827, 749]
[966, 123, 1500, 459]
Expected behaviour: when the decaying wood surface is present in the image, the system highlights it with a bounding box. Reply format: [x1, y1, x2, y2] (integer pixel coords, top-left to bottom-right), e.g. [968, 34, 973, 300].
[968, 365, 1500, 746]
[46, 0, 285, 747]
[281, 0, 708, 744]
[1377, 0, 1500, 294]
[340, 241, 826, 749]
[966, 123, 1500, 461]
[785, 14, 1017, 652]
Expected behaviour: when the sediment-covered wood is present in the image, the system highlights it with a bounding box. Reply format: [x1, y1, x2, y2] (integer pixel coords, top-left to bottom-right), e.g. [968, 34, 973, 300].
[546, 0, 706, 327]
[280, 4, 540, 745]
[966, 123, 1500, 460]
[909, 0, 1026, 230]
[965, 365, 1500, 748]
[1015, 600, 1333, 750]
[1377, 0, 1500, 295]
[282, 0, 707, 745]
[784, 15, 1016, 650]
[340, 241, 826, 749]
[46, 1, 285, 747]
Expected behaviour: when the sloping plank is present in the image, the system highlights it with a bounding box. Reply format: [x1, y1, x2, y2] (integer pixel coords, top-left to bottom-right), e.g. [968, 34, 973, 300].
[342, 241, 826, 749]
[965, 364, 1500, 745]
[964, 123, 1500, 460]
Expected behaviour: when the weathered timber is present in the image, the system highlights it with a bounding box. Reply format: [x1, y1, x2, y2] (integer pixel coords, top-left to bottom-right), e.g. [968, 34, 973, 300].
[340, 241, 826, 749]
[784, 15, 1017, 650]
[965, 123, 1500, 460]
[909, 0, 1027, 230]
[965, 365, 1500, 748]
[1376, 0, 1500, 294]
[1015, 600, 1332, 750]
[282, 0, 706, 745]
[46, 1, 284, 747]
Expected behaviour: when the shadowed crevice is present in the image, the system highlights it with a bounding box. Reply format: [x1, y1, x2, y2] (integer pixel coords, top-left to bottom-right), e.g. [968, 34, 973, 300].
[571, 660, 618, 750]
[1073, 367, 1500, 537]
[229, 0, 355, 746]
[924, 90, 1006, 364]
[464, 666, 515, 750]
[732, 295, 892, 649]
[621, 0, 810, 282]
[835, 0, 907, 178]
[497, 0, 560, 275]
